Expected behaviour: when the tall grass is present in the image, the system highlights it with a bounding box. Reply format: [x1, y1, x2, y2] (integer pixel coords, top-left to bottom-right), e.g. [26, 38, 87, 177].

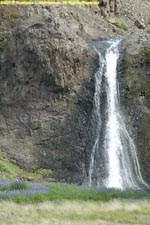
[0, 200, 150, 225]
[0, 182, 149, 204]
[0, 180, 29, 191]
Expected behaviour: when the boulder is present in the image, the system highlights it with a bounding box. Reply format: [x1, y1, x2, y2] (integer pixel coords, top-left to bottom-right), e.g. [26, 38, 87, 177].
[135, 19, 146, 29]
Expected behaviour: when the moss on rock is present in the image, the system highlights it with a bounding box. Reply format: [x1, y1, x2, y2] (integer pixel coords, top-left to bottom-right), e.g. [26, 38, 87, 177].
[0, 149, 53, 182]
[140, 50, 150, 59]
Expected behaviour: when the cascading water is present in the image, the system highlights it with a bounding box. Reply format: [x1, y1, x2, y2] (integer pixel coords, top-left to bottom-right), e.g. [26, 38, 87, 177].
[88, 38, 148, 190]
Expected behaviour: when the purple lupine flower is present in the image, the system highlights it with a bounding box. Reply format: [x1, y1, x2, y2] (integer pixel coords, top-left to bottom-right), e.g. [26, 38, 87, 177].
[0, 179, 50, 198]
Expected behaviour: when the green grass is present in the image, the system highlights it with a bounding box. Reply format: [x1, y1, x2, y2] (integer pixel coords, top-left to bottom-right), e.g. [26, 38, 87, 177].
[109, 17, 128, 32]
[0, 181, 29, 191]
[0, 182, 150, 204]
[114, 18, 128, 31]
[0, 200, 150, 225]
[0, 182, 150, 225]
[0, 149, 52, 182]
[115, 18, 128, 32]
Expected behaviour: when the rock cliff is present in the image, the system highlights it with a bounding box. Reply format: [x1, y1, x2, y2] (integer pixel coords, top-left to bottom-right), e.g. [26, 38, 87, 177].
[0, 2, 150, 184]
[100, 0, 120, 17]
[120, 35, 150, 184]
[0, 5, 110, 182]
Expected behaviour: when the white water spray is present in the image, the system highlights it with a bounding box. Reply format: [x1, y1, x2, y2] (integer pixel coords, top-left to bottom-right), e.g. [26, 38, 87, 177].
[89, 39, 148, 189]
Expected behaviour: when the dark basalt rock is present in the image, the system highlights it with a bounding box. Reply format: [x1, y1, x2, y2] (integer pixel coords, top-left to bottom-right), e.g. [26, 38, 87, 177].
[0, 4, 150, 186]
[0, 5, 103, 183]
[119, 34, 150, 185]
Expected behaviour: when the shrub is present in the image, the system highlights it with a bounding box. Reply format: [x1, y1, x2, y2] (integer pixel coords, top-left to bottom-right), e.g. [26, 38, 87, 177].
[114, 18, 128, 31]
[109, 17, 128, 32]
[0, 180, 29, 191]
[0, 6, 20, 21]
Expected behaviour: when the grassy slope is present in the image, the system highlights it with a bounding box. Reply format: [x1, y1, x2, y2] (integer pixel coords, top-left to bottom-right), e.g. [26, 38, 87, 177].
[0, 200, 150, 225]
[0, 150, 52, 181]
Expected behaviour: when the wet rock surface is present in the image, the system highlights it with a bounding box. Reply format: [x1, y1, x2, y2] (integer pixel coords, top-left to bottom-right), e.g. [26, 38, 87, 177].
[120, 35, 150, 184]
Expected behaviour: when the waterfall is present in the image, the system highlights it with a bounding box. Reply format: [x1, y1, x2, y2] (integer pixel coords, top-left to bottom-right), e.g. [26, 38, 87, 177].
[89, 38, 148, 190]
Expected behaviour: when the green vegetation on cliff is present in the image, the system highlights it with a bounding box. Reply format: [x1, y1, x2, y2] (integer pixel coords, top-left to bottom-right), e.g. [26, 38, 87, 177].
[0, 149, 52, 181]
[140, 50, 150, 59]
[114, 18, 128, 32]
[0, 6, 20, 21]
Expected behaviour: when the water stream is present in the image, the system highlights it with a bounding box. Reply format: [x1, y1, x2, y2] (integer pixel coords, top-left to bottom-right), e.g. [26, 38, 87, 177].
[89, 38, 147, 190]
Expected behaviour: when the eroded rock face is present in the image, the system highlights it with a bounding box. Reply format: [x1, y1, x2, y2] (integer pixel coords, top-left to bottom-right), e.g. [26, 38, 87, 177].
[1, 4, 150, 186]
[0, 5, 108, 182]
[120, 35, 150, 184]
[100, 0, 120, 17]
